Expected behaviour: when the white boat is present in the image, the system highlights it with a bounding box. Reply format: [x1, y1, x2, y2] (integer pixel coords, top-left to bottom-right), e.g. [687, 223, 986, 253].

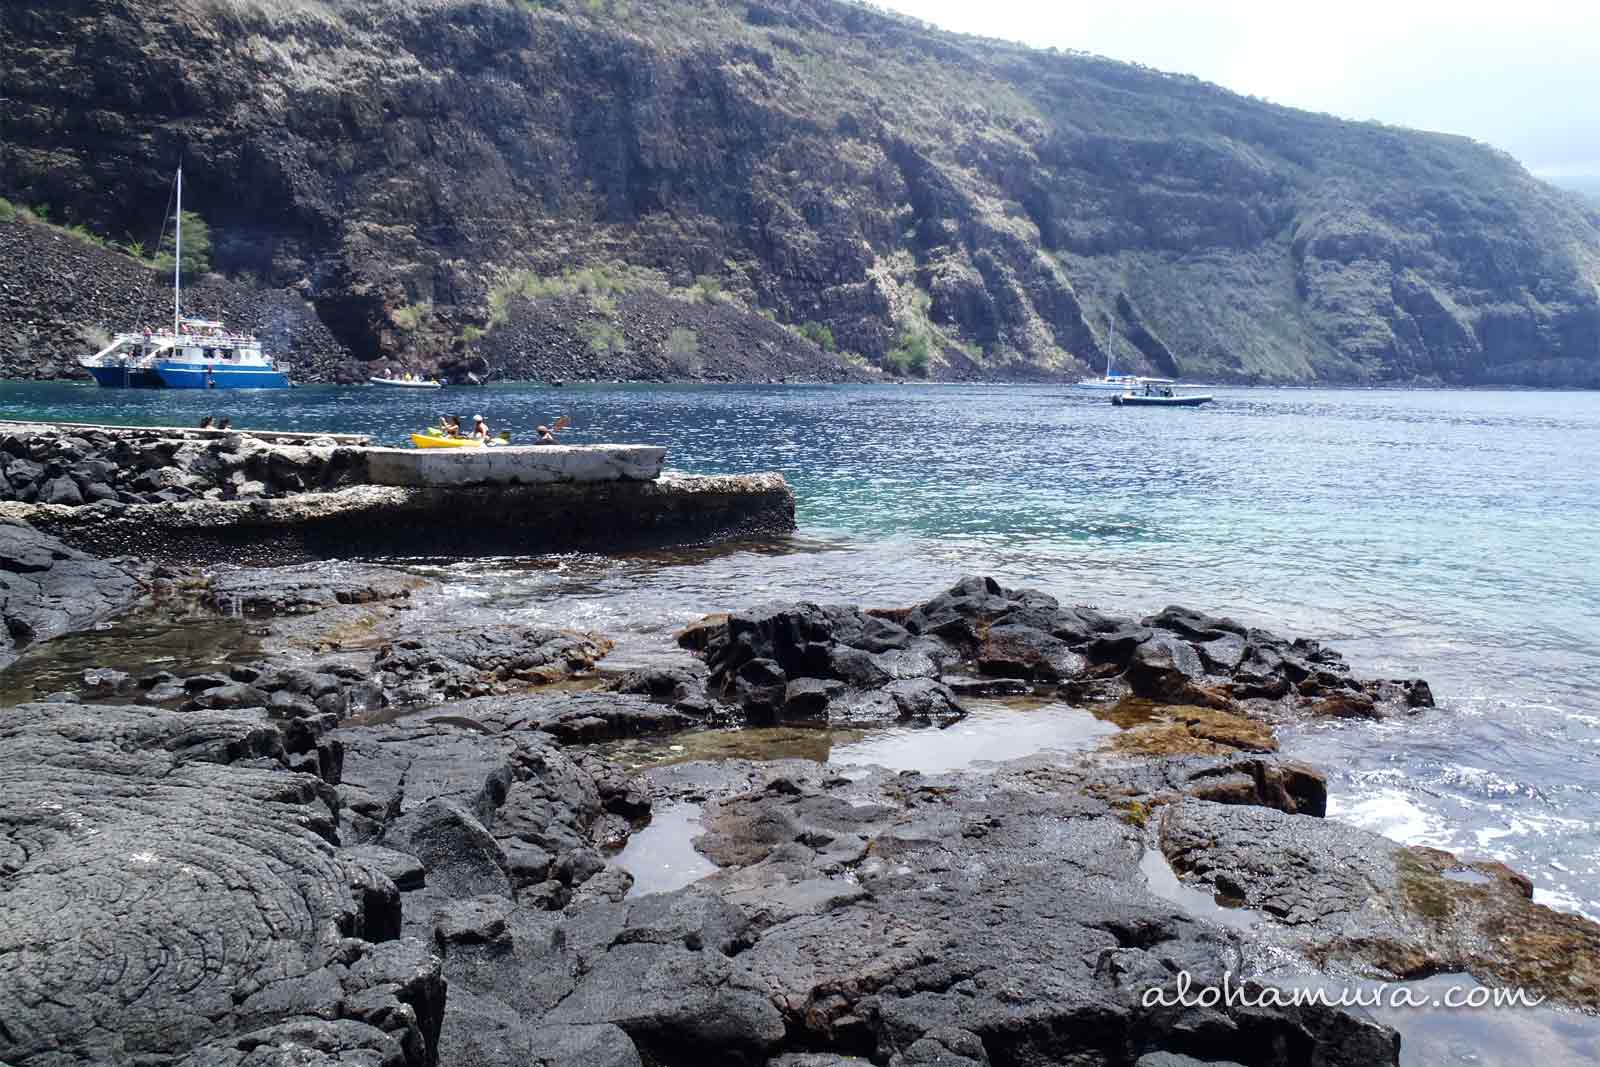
[1074, 317, 1152, 392]
[1076, 373, 1152, 392]
[79, 168, 290, 390]
[370, 375, 443, 389]
[1112, 379, 1214, 407]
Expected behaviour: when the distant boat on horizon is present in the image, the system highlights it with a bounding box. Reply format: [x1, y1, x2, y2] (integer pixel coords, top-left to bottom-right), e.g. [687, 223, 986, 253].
[1074, 316, 1205, 394]
[1074, 316, 1148, 392]
[78, 167, 289, 390]
[370, 373, 442, 389]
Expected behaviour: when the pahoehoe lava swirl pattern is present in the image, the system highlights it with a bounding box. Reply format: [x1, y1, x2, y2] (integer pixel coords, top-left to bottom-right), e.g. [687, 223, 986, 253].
[0, 703, 440, 1065]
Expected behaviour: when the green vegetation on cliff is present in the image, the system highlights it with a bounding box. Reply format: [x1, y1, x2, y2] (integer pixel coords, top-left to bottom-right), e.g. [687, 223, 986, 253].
[156, 210, 213, 278]
[1, 0, 1598, 384]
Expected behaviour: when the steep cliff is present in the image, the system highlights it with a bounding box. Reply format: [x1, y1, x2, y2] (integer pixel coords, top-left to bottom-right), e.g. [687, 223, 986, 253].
[3, 0, 1598, 384]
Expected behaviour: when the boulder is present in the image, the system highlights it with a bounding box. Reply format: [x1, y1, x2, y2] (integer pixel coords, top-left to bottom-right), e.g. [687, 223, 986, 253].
[184, 681, 271, 710]
[80, 666, 133, 695]
[1086, 625, 1154, 666]
[382, 798, 513, 900]
[1125, 636, 1227, 707]
[902, 575, 1017, 643]
[976, 622, 1085, 680]
[39, 474, 83, 505]
[1142, 606, 1248, 642]
[0, 521, 139, 669]
[612, 663, 706, 703]
[784, 676, 842, 718]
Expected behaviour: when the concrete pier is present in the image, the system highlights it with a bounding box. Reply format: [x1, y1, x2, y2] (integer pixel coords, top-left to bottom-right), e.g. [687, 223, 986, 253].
[364, 444, 668, 486]
[0, 421, 793, 561]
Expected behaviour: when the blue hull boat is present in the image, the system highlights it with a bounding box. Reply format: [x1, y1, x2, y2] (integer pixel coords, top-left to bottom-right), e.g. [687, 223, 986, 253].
[77, 167, 291, 391]
[85, 360, 289, 390]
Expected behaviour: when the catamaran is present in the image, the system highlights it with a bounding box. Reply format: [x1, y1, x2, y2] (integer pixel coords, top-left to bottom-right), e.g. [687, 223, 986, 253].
[78, 168, 289, 389]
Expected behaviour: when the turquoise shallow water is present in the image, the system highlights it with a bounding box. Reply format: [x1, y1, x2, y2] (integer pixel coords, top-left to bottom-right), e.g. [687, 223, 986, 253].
[4, 379, 1600, 917]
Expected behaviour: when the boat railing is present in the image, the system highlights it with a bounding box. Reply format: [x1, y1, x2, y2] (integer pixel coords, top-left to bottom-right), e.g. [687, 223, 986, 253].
[117, 330, 262, 346]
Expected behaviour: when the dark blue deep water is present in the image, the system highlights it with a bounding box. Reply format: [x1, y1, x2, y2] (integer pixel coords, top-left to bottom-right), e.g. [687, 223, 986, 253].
[5, 380, 1599, 920]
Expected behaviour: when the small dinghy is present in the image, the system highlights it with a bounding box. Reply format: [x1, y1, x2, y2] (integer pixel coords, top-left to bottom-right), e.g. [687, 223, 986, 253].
[371, 375, 443, 389]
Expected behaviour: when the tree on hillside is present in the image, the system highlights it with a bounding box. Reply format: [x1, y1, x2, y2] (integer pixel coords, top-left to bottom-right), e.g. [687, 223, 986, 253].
[157, 209, 212, 277]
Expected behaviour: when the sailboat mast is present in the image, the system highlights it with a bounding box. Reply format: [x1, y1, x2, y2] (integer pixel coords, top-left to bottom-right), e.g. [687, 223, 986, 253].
[173, 167, 182, 338]
[1105, 316, 1115, 378]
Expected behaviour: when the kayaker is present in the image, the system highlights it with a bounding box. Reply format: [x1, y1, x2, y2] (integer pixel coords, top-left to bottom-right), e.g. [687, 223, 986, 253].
[471, 414, 491, 440]
[534, 414, 571, 444]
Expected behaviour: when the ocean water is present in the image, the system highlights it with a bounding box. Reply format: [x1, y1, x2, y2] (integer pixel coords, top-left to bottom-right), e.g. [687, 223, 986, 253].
[4, 379, 1599, 919]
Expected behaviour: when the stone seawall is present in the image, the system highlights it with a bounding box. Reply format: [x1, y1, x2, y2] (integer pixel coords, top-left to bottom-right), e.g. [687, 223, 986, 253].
[0, 422, 369, 504]
[6, 474, 795, 564]
[0, 422, 793, 560]
[0, 422, 669, 505]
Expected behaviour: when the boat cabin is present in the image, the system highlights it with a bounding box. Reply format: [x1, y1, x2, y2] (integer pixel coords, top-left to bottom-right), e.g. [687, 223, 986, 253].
[84, 319, 273, 370]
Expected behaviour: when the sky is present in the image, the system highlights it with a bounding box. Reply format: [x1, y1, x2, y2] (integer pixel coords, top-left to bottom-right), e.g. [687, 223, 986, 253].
[881, 0, 1600, 177]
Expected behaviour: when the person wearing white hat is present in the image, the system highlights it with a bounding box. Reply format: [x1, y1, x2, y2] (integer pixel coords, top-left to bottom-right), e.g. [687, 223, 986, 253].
[471, 414, 491, 441]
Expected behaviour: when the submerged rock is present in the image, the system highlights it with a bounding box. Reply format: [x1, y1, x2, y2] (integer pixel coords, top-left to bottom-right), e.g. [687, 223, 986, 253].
[206, 560, 428, 615]
[377, 625, 614, 704]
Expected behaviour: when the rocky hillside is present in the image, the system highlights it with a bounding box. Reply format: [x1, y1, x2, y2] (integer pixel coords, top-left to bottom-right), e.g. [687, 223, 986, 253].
[3, 0, 1599, 385]
[0, 217, 351, 381]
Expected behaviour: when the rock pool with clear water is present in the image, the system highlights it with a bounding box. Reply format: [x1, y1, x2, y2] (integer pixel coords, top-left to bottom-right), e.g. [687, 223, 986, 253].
[5, 378, 1599, 927]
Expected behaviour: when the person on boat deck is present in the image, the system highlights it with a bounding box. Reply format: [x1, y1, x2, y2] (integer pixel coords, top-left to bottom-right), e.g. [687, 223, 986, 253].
[471, 414, 492, 440]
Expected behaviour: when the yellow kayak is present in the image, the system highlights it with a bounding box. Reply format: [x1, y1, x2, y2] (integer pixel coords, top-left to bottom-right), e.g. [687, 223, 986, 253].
[411, 433, 480, 448]
[410, 431, 511, 448]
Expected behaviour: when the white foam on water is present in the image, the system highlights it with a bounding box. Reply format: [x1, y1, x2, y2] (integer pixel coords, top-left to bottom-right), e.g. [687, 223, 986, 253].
[1533, 886, 1600, 923]
[1327, 788, 1454, 848]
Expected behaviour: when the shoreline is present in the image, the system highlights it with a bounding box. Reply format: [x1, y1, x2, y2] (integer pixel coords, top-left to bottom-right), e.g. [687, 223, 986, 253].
[6, 376, 1600, 393]
[1, 536, 1596, 1064]
[0, 401, 1597, 1065]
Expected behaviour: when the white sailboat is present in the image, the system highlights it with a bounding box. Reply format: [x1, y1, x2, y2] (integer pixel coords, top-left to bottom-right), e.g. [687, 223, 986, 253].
[1074, 317, 1148, 392]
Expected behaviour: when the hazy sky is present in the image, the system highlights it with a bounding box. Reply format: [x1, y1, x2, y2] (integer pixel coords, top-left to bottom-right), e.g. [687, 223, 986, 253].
[882, 0, 1599, 176]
